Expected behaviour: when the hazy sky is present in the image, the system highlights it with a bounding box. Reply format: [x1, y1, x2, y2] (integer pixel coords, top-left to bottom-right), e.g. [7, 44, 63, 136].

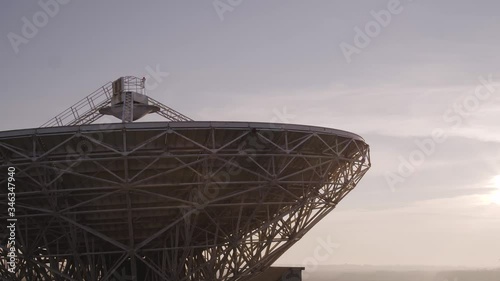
[1, 0, 500, 268]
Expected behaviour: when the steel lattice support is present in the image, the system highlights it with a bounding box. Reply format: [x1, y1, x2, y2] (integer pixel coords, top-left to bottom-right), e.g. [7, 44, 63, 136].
[0, 121, 370, 280]
[40, 76, 193, 128]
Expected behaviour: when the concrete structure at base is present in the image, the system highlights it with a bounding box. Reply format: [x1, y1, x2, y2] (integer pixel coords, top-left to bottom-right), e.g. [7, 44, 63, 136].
[0, 77, 370, 280]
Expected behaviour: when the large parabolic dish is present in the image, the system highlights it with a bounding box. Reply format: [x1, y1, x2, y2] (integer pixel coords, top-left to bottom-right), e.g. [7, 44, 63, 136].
[0, 77, 370, 280]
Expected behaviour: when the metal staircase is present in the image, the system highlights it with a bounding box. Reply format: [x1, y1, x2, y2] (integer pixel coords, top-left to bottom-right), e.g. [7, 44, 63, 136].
[40, 76, 193, 128]
[148, 96, 193, 122]
[40, 82, 113, 127]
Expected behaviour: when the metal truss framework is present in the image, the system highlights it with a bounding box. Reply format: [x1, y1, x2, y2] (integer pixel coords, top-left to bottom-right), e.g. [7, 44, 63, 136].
[0, 122, 370, 280]
[39, 76, 192, 128]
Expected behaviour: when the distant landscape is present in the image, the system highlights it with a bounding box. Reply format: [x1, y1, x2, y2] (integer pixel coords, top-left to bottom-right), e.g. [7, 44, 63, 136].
[302, 265, 500, 281]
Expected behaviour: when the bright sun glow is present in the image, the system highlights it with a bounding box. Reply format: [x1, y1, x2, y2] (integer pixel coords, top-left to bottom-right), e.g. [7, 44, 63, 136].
[493, 175, 500, 189]
[492, 192, 500, 205]
[489, 175, 500, 205]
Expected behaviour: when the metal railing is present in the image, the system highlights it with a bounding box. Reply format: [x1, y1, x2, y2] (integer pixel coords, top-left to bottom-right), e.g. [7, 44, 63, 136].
[40, 82, 113, 127]
[149, 97, 193, 122]
[118, 76, 145, 95]
[40, 76, 193, 127]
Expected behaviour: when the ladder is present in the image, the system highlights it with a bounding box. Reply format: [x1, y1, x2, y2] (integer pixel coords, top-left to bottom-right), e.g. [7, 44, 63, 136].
[122, 92, 134, 123]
